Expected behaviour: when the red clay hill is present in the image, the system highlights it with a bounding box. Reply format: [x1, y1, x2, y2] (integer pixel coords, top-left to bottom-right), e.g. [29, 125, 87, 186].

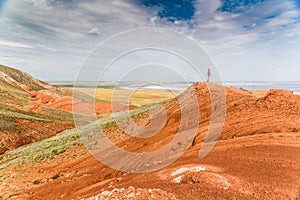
[1, 81, 299, 199]
[0, 64, 127, 154]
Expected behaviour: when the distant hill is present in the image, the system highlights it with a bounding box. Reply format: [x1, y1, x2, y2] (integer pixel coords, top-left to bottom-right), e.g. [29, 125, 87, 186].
[0, 64, 76, 154]
[0, 64, 127, 154]
[0, 64, 54, 91]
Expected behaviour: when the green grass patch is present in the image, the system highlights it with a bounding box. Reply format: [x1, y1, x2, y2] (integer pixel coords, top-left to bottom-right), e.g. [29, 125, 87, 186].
[40, 106, 74, 122]
[70, 89, 104, 103]
[0, 115, 17, 132]
[52, 82, 116, 89]
[0, 109, 50, 123]
[0, 129, 81, 169]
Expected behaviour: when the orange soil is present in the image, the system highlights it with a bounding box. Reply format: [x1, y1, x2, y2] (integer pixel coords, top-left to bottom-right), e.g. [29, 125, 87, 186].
[29, 90, 128, 115]
[0, 120, 74, 150]
[1, 82, 300, 199]
[4, 132, 300, 200]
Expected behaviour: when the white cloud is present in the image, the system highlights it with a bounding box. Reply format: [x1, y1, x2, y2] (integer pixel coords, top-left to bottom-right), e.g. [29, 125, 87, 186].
[0, 0, 299, 81]
[87, 27, 99, 35]
[0, 39, 34, 48]
[266, 10, 298, 27]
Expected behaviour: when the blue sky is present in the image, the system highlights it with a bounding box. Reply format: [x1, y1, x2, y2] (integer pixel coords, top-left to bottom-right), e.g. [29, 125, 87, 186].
[0, 0, 299, 81]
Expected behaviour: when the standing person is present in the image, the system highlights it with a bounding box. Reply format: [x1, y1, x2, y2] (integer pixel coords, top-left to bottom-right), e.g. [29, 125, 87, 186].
[207, 67, 211, 82]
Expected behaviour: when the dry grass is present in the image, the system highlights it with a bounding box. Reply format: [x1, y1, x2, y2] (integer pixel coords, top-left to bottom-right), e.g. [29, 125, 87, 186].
[73, 88, 180, 107]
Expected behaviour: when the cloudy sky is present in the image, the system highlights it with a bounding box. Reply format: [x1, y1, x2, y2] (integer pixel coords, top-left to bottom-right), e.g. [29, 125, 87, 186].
[0, 0, 299, 81]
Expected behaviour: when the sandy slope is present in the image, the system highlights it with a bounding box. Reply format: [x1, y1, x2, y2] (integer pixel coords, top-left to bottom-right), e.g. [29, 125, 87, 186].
[2, 82, 299, 199]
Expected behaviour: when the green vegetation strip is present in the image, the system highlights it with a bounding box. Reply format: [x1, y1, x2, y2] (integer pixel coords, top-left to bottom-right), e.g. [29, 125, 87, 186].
[0, 110, 50, 122]
[0, 104, 156, 169]
[0, 129, 81, 169]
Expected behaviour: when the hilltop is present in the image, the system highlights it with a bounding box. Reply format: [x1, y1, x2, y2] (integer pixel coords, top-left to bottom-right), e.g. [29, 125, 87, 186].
[0, 80, 299, 199]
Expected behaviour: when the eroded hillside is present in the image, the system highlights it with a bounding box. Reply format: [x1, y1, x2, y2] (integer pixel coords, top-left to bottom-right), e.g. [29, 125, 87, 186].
[1, 81, 299, 199]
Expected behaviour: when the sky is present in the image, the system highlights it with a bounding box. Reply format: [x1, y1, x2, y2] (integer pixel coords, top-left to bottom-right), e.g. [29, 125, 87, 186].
[0, 0, 299, 81]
